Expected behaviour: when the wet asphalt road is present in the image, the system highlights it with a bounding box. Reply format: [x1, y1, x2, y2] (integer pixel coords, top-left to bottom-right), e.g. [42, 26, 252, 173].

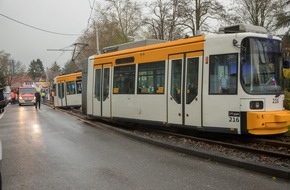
[0, 104, 289, 190]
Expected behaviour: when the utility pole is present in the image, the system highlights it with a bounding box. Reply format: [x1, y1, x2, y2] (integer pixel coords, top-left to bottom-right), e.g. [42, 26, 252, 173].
[46, 67, 50, 101]
[94, 20, 101, 54]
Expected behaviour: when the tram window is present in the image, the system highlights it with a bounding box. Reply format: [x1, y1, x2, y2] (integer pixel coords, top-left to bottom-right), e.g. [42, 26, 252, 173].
[171, 59, 182, 104]
[66, 82, 76, 95]
[138, 61, 165, 94]
[76, 80, 82, 94]
[95, 69, 101, 101]
[209, 53, 238, 94]
[58, 83, 64, 99]
[186, 58, 199, 104]
[113, 65, 135, 94]
[103, 68, 110, 100]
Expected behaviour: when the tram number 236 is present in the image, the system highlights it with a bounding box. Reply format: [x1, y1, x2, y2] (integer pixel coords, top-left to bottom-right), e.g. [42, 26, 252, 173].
[228, 111, 240, 123]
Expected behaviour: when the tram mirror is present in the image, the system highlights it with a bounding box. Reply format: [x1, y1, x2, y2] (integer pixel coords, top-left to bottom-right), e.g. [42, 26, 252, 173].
[232, 39, 238, 47]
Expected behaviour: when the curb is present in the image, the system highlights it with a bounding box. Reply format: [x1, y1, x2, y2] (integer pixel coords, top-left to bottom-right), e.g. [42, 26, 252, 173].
[53, 106, 290, 181]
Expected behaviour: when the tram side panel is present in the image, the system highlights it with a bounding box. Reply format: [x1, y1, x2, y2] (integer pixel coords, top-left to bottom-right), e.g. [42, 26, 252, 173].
[89, 37, 205, 125]
[112, 62, 167, 123]
[135, 62, 168, 123]
[202, 36, 241, 134]
[112, 93, 167, 123]
[54, 79, 64, 108]
[66, 94, 82, 107]
[82, 59, 88, 115]
[202, 33, 290, 135]
[86, 57, 95, 116]
[110, 64, 148, 121]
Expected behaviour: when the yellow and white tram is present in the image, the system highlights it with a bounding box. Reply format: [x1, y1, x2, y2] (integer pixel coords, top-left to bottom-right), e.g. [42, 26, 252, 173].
[82, 24, 290, 135]
[54, 72, 82, 108]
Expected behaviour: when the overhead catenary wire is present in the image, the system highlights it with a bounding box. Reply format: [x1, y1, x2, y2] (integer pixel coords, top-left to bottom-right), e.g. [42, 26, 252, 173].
[0, 13, 80, 36]
[86, 0, 96, 33]
[47, 0, 96, 65]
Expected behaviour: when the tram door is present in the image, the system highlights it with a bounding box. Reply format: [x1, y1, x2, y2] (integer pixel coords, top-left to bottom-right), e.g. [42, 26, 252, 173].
[168, 53, 202, 127]
[93, 64, 112, 117]
[57, 82, 65, 107]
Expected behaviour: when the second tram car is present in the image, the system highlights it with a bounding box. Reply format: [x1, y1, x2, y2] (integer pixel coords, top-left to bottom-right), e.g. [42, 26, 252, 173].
[54, 72, 82, 108]
[82, 24, 290, 135]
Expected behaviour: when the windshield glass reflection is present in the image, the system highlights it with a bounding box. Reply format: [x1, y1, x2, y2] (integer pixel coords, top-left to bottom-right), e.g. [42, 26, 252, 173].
[241, 37, 283, 95]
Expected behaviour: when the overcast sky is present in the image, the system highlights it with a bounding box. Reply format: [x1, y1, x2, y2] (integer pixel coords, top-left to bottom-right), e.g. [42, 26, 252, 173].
[0, 0, 98, 69]
[0, 0, 234, 71]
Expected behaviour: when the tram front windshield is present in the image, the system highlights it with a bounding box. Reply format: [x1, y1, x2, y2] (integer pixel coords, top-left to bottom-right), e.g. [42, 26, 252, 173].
[241, 37, 283, 95]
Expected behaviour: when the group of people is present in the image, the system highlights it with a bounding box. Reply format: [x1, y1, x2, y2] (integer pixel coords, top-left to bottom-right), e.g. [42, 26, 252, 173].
[5, 88, 54, 109]
[34, 90, 47, 109]
[34, 90, 55, 109]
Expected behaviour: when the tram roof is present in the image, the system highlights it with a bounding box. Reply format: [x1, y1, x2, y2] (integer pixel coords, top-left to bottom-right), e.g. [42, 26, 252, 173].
[55, 71, 82, 82]
[89, 35, 206, 60]
[89, 31, 281, 62]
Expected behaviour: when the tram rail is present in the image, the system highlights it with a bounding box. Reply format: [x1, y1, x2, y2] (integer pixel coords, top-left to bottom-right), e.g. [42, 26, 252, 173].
[132, 128, 290, 160]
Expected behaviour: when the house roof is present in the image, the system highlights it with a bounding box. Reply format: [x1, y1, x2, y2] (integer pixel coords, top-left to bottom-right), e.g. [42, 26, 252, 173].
[11, 75, 34, 89]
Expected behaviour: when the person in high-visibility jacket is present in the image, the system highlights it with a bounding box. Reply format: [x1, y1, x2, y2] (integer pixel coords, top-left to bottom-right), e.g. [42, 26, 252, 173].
[41, 91, 46, 104]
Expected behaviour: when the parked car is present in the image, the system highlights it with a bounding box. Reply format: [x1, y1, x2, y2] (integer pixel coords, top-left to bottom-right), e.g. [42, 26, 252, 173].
[4, 92, 11, 104]
[0, 84, 6, 113]
[0, 140, 2, 190]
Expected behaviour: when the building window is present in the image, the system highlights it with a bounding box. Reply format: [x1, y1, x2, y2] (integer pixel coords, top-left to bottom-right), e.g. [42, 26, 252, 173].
[138, 61, 165, 94]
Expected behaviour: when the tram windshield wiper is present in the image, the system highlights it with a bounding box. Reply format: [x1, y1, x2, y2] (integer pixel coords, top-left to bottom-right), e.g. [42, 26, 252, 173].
[275, 90, 281, 98]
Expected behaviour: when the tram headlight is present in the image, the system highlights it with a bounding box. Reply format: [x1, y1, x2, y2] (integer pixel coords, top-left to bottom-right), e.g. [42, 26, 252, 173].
[250, 101, 264, 109]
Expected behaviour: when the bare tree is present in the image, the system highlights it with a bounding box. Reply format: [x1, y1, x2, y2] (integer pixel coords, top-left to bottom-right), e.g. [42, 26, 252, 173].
[222, 0, 289, 32]
[48, 62, 61, 82]
[0, 51, 11, 86]
[74, 0, 144, 64]
[276, 0, 290, 29]
[146, 0, 225, 39]
[105, 0, 144, 41]
[146, 0, 185, 40]
[178, 0, 225, 35]
[0, 51, 26, 86]
[61, 60, 80, 74]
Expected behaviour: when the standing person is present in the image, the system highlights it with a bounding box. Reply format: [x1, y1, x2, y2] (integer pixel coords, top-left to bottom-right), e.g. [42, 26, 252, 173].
[35, 91, 41, 109]
[11, 90, 15, 104]
[41, 90, 46, 104]
[50, 90, 55, 109]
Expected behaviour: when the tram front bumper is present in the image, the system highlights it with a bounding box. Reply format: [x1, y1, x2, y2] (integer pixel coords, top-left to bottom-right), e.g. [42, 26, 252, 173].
[247, 110, 290, 135]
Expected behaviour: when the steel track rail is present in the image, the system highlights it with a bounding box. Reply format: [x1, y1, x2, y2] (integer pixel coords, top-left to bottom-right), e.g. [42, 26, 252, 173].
[140, 128, 290, 160]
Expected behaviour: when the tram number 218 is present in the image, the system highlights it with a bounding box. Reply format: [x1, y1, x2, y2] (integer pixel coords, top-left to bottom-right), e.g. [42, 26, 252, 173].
[228, 111, 240, 123]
